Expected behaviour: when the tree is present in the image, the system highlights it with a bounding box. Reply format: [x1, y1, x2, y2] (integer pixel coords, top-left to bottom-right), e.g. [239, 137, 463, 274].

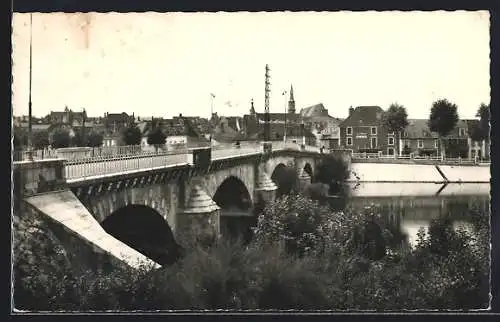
[428, 99, 459, 158]
[475, 103, 490, 142]
[32, 130, 50, 150]
[86, 131, 104, 147]
[122, 124, 142, 146]
[51, 128, 71, 149]
[147, 128, 166, 152]
[383, 103, 409, 156]
[314, 155, 349, 195]
[13, 127, 28, 149]
[71, 128, 86, 147]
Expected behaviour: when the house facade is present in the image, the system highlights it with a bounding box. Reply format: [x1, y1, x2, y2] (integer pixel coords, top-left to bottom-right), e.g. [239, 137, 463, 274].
[339, 106, 395, 154]
[300, 103, 342, 148]
[400, 119, 470, 158]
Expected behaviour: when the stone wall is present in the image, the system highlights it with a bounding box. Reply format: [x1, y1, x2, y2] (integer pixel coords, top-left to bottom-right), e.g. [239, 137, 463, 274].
[13, 159, 66, 200]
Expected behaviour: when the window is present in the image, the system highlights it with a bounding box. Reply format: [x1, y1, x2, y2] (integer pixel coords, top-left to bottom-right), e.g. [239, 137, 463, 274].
[371, 137, 377, 148]
[387, 147, 395, 156]
[403, 131, 408, 137]
[388, 137, 394, 146]
[434, 139, 438, 148]
[371, 127, 377, 135]
[346, 127, 353, 136]
[387, 131, 395, 136]
[459, 128, 466, 137]
[346, 137, 353, 146]
[417, 139, 424, 148]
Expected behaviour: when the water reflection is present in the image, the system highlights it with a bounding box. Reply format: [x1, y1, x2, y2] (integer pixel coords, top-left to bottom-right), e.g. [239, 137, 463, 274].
[347, 183, 490, 248]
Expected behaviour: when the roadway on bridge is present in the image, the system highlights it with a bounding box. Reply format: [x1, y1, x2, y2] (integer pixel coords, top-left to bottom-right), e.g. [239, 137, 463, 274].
[64, 146, 267, 182]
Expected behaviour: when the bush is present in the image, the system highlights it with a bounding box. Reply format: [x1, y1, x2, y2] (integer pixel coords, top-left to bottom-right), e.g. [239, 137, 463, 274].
[13, 198, 490, 311]
[313, 155, 349, 195]
[51, 129, 72, 149]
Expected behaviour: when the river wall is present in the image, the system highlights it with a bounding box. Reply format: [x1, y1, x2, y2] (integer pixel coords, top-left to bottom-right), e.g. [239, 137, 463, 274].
[349, 162, 490, 183]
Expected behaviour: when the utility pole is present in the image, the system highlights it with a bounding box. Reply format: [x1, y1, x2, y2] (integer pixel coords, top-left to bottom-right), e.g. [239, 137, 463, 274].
[264, 64, 271, 142]
[282, 90, 287, 143]
[27, 13, 34, 161]
[210, 93, 215, 146]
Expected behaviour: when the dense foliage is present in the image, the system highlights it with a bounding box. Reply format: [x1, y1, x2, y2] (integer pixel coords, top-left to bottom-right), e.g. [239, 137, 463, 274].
[50, 128, 72, 149]
[86, 131, 104, 147]
[147, 128, 167, 152]
[32, 130, 50, 150]
[122, 124, 142, 146]
[428, 99, 459, 158]
[313, 155, 350, 195]
[470, 103, 490, 143]
[13, 195, 490, 311]
[383, 103, 409, 155]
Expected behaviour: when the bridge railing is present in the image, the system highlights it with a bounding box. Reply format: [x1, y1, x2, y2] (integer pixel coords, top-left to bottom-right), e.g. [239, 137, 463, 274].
[62, 142, 324, 181]
[13, 148, 59, 161]
[64, 152, 190, 181]
[351, 152, 479, 165]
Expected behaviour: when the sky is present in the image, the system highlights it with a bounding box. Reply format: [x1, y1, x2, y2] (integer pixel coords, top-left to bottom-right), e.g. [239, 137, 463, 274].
[11, 11, 490, 120]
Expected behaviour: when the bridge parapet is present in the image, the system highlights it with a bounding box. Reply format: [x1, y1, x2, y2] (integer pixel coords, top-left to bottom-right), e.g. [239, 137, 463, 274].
[13, 159, 66, 203]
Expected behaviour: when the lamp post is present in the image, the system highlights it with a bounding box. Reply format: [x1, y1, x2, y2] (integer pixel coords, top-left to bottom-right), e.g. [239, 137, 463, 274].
[282, 90, 287, 144]
[26, 13, 34, 161]
[210, 93, 215, 146]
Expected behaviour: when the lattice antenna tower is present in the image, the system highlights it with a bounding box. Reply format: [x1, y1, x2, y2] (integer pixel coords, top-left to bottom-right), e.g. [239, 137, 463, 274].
[264, 64, 271, 113]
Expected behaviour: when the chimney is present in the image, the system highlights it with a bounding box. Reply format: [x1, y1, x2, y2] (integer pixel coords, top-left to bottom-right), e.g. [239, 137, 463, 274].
[348, 106, 355, 117]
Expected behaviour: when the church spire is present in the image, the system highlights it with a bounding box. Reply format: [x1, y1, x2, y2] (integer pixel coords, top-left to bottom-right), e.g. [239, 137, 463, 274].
[288, 84, 296, 114]
[250, 98, 256, 115]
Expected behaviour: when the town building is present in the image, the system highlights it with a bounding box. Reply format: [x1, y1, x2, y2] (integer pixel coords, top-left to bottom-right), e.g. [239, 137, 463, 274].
[401, 119, 470, 158]
[242, 85, 315, 145]
[103, 112, 135, 133]
[209, 113, 246, 143]
[139, 115, 209, 150]
[47, 106, 87, 126]
[300, 103, 342, 149]
[339, 105, 394, 154]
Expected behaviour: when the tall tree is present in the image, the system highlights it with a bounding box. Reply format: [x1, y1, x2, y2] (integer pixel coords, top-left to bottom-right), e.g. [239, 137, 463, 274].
[147, 127, 166, 152]
[13, 127, 28, 149]
[382, 103, 409, 156]
[71, 128, 85, 147]
[32, 130, 50, 150]
[51, 128, 71, 149]
[476, 103, 490, 141]
[122, 124, 142, 146]
[428, 99, 459, 158]
[86, 131, 104, 147]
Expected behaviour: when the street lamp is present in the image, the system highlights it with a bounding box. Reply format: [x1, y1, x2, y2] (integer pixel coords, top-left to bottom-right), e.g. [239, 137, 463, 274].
[26, 13, 34, 161]
[282, 90, 287, 144]
[210, 93, 215, 146]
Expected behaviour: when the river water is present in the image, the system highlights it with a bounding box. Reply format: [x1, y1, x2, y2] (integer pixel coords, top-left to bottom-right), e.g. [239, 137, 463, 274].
[346, 183, 490, 247]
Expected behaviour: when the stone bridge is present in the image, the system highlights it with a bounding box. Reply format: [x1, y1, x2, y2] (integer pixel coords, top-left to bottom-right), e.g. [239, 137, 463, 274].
[13, 143, 350, 269]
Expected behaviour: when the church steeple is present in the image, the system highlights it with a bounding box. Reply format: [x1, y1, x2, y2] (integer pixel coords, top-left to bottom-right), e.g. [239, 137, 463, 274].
[288, 84, 295, 114]
[250, 98, 256, 115]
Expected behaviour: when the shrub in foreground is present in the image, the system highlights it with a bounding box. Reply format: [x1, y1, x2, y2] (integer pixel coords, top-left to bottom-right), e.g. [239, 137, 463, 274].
[13, 198, 490, 311]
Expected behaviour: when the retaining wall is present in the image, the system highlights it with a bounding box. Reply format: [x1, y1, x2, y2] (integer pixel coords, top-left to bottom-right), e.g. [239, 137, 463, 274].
[349, 162, 490, 183]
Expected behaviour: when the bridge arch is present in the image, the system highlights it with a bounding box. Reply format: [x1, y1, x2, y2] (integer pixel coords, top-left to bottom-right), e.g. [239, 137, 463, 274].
[213, 176, 254, 241]
[101, 204, 182, 266]
[271, 163, 298, 198]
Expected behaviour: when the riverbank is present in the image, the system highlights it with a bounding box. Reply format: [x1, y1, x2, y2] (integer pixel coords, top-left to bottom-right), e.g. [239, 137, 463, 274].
[349, 162, 490, 183]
